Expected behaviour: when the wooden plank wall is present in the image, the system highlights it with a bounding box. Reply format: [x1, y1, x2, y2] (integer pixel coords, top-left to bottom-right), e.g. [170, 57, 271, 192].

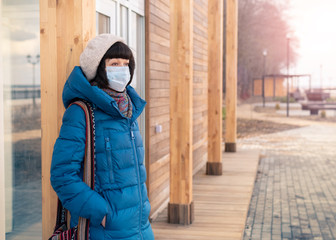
[254, 78, 286, 97]
[146, 0, 171, 219]
[265, 78, 275, 97]
[192, 0, 208, 174]
[275, 78, 286, 96]
[253, 79, 262, 96]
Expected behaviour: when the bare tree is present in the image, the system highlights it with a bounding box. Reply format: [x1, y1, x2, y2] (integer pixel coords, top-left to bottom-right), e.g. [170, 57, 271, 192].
[228, 0, 299, 99]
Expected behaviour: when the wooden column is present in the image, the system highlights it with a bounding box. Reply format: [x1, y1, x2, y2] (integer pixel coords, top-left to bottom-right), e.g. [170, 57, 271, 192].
[207, 0, 224, 175]
[225, 0, 238, 152]
[168, 0, 194, 225]
[40, 1, 95, 239]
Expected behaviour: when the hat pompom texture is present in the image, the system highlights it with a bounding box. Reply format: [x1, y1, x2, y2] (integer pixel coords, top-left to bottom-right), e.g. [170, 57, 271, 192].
[80, 34, 125, 80]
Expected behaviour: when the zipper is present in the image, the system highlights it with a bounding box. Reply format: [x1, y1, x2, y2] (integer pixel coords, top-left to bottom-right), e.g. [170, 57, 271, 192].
[130, 124, 143, 240]
[105, 137, 114, 183]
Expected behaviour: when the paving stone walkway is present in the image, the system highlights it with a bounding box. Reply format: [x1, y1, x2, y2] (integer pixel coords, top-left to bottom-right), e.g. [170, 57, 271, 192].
[240, 124, 336, 240]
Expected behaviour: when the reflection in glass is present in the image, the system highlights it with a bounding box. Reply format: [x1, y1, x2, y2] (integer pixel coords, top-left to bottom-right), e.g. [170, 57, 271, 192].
[26, 54, 40, 107]
[1, 0, 42, 239]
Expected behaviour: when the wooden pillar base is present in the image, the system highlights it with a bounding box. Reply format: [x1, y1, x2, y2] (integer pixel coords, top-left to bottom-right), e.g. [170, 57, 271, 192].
[225, 142, 237, 152]
[168, 202, 194, 225]
[206, 162, 222, 175]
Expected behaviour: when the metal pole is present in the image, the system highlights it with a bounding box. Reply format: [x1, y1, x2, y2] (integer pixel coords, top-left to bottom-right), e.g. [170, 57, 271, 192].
[262, 77, 265, 107]
[27, 54, 39, 107]
[252, 79, 254, 97]
[262, 57, 265, 107]
[262, 50, 267, 107]
[273, 76, 276, 98]
[286, 37, 290, 117]
[320, 64, 323, 90]
[32, 63, 36, 107]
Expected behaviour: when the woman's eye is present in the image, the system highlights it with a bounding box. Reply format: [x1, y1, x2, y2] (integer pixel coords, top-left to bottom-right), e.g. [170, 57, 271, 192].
[123, 63, 129, 66]
[111, 63, 118, 66]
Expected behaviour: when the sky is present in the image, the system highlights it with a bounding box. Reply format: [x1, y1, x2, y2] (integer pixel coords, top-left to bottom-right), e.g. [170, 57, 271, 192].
[288, 0, 336, 88]
[2, 1, 40, 86]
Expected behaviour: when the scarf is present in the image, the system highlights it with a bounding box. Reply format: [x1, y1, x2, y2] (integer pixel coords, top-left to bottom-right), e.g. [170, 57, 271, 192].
[102, 88, 133, 118]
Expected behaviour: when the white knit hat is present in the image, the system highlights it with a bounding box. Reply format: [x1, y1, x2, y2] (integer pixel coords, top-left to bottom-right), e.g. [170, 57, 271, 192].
[80, 34, 125, 80]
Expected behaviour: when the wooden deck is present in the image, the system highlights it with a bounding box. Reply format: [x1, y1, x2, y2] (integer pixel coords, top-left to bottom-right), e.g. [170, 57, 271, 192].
[151, 149, 260, 240]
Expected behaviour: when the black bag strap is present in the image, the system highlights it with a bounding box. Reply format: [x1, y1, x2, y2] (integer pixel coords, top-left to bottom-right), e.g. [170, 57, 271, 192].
[53, 99, 96, 240]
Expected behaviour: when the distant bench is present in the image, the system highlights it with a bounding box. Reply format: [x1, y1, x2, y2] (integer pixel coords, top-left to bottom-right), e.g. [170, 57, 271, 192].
[306, 91, 330, 101]
[300, 91, 335, 115]
[301, 102, 336, 115]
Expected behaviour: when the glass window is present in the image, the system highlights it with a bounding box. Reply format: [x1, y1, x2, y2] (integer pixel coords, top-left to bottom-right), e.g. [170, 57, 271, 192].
[129, 11, 145, 138]
[97, 12, 111, 34]
[1, 0, 42, 239]
[120, 5, 128, 43]
[96, 0, 116, 35]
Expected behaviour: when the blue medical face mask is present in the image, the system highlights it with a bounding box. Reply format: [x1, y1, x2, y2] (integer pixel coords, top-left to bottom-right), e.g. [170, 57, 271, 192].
[106, 66, 131, 92]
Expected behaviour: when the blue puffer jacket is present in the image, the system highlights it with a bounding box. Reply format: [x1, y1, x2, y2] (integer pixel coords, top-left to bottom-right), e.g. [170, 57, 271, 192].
[50, 66, 154, 240]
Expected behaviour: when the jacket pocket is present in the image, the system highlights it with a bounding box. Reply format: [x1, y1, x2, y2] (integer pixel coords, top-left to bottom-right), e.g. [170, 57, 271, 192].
[105, 137, 114, 183]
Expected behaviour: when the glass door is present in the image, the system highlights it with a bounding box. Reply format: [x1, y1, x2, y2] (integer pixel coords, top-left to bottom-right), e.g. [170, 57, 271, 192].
[1, 0, 42, 239]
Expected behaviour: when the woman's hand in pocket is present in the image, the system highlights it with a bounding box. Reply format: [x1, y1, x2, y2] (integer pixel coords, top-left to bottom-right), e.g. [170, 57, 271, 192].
[101, 216, 106, 228]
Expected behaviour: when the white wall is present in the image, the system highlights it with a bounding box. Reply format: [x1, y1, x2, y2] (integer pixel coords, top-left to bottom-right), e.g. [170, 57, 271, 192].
[1, 15, 14, 236]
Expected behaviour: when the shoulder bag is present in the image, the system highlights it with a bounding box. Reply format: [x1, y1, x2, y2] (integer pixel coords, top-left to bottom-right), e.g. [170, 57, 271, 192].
[49, 99, 96, 240]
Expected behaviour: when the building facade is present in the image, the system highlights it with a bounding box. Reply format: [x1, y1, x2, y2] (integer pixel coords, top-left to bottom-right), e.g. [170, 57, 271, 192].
[0, 0, 235, 239]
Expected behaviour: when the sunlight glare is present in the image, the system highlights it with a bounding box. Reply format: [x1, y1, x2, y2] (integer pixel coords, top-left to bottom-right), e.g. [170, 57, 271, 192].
[290, 0, 336, 87]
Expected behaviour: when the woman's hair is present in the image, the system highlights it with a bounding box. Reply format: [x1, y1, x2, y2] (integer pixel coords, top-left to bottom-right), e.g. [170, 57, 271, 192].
[91, 41, 135, 89]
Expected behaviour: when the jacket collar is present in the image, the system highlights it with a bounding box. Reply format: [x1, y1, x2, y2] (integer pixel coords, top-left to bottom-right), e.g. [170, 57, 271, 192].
[62, 66, 146, 122]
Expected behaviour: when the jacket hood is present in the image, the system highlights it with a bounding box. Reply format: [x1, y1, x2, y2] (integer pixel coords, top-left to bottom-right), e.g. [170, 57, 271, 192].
[62, 66, 146, 121]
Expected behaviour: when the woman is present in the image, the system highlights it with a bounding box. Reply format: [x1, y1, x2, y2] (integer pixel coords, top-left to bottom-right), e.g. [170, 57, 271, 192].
[50, 34, 154, 240]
